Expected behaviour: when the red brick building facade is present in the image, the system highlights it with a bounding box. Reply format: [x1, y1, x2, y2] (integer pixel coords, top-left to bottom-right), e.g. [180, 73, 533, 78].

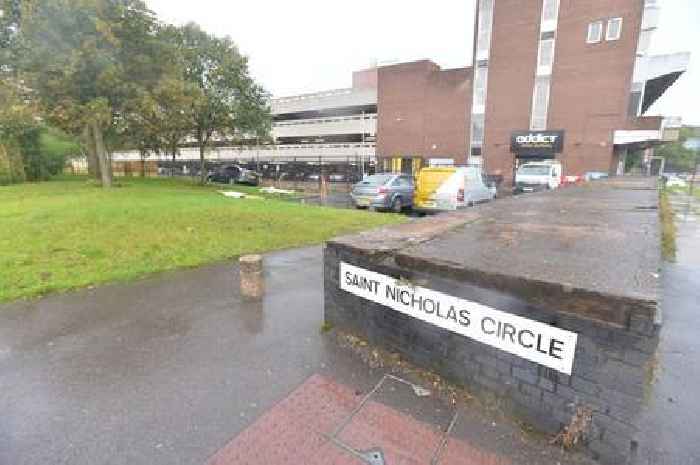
[376, 61, 472, 171]
[375, 0, 687, 184]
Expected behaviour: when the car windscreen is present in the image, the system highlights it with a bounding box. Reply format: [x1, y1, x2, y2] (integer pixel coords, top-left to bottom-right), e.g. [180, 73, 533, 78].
[517, 165, 550, 176]
[358, 175, 392, 186]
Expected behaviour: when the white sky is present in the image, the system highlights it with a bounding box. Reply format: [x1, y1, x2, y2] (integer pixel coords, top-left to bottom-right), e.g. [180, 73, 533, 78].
[147, 0, 699, 124]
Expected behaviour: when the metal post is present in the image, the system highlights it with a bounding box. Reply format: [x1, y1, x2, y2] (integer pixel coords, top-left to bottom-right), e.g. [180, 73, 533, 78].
[318, 155, 322, 193]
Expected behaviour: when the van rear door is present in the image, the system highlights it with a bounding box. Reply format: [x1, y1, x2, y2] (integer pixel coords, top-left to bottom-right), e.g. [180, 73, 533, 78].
[415, 168, 456, 208]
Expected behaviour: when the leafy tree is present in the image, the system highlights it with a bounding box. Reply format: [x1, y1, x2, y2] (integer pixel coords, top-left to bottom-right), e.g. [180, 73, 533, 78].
[123, 77, 203, 174]
[656, 127, 700, 173]
[0, 77, 38, 184]
[12, 0, 165, 188]
[176, 23, 271, 184]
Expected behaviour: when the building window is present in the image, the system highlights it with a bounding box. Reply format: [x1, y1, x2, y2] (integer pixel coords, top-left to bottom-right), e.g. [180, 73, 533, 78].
[538, 39, 555, 70]
[628, 91, 642, 118]
[541, 0, 560, 23]
[476, 0, 494, 60]
[473, 66, 488, 111]
[606, 17, 623, 41]
[587, 21, 603, 43]
[530, 77, 551, 131]
[540, 0, 560, 32]
[471, 114, 485, 147]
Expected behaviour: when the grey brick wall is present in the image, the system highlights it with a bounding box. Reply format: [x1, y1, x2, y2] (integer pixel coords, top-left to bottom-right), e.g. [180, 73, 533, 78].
[324, 243, 660, 465]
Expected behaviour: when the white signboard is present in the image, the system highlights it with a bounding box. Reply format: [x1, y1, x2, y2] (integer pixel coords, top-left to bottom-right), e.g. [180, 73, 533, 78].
[340, 262, 577, 375]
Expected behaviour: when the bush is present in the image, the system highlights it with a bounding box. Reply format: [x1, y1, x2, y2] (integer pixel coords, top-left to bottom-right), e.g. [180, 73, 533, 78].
[20, 127, 79, 181]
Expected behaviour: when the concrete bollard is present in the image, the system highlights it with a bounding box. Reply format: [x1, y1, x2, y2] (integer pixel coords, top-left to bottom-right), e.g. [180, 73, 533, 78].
[240, 255, 264, 299]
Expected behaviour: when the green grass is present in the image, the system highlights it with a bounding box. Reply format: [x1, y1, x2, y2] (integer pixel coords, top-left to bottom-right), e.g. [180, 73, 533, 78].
[659, 189, 677, 262]
[0, 176, 405, 303]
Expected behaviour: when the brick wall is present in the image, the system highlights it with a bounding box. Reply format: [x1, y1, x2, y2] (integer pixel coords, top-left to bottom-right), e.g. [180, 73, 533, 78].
[482, 0, 644, 182]
[549, 0, 644, 177]
[376, 60, 472, 164]
[482, 0, 541, 183]
[325, 238, 660, 464]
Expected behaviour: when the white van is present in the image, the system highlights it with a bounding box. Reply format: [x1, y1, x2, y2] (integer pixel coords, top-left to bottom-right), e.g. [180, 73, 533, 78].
[414, 166, 496, 212]
[514, 161, 562, 194]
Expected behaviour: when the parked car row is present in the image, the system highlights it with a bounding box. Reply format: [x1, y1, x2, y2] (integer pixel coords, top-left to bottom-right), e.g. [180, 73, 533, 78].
[350, 166, 497, 213]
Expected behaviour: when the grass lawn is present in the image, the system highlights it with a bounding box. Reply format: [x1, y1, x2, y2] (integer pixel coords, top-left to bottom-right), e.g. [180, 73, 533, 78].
[0, 176, 405, 303]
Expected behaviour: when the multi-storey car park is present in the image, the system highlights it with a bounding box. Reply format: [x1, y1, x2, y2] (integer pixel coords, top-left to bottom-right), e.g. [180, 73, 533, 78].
[104, 0, 688, 187]
[107, 69, 379, 181]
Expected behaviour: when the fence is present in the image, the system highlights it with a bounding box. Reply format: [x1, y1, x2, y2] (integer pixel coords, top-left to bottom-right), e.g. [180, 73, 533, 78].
[103, 155, 378, 193]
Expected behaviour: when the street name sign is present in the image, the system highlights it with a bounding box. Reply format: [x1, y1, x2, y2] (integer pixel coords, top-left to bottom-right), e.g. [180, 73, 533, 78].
[340, 262, 578, 375]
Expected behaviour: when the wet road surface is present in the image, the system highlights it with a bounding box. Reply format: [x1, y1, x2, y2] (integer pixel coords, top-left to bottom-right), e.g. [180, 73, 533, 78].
[4, 186, 697, 465]
[0, 246, 593, 465]
[633, 193, 700, 464]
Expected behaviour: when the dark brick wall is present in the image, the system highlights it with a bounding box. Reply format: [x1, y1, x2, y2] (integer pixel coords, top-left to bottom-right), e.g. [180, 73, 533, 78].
[324, 243, 660, 465]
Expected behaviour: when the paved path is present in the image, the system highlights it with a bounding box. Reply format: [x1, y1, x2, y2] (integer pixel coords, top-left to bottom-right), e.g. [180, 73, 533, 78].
[633, 193, 700, 465]
[0, 246, 593, 465]
[3, 192, 699, 465]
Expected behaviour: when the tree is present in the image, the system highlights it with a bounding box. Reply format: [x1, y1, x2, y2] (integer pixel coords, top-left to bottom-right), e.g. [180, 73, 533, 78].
[11, 0, 165, 188]
[656, 127, 700, 173]
[0, 77, 38, 184]
[123, 77, 203, 175]
[176, 23, 270, 184]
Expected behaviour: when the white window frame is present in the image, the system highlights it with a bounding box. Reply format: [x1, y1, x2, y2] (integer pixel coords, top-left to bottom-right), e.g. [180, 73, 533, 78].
[475, 0, 495, 60]
[606, 17, 623, 41]
[540, 0, 560, 32]
[471, 113, 485, 147]
[537, 38, 555, 76]
[472, 66, 488, 113]
[587, 20, 603, 44]
[530, 78, 551, 131]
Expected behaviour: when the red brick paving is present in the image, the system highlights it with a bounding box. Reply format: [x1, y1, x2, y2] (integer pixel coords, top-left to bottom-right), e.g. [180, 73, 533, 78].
[206, 374, 512, 465]
[337, 401, 443, 464]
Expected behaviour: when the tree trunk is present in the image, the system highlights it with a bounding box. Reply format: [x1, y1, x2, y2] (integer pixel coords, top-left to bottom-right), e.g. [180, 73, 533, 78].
[140, 151, 147, 177]
[199, 143, 206, 185]
[84, 124, 100, 180]
[107, 151, 114, 180]
[90, 121, 112, 188]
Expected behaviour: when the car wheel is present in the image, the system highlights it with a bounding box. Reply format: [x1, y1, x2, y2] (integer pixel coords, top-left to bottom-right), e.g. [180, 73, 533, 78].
[391, 197, 402, 213]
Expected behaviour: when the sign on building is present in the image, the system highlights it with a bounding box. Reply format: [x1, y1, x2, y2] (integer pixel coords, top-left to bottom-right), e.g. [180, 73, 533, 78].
[340, 262, 577, 375]
[511, 130, 565, 158]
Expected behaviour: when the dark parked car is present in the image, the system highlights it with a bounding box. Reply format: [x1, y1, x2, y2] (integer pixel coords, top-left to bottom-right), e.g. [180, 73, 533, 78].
[207, 164, 260, 186]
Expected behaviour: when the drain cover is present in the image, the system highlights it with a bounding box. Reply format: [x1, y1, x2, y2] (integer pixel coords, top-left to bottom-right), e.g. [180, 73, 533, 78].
[358, 448, 386, 465]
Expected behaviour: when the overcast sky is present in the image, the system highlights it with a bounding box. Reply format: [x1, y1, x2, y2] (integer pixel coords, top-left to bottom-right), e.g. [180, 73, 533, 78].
[147, 0, 699, 125]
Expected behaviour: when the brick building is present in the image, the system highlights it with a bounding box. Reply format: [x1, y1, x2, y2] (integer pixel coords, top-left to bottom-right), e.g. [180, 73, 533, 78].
[376, 0, 690, 184]
[376, 61, 472, 173]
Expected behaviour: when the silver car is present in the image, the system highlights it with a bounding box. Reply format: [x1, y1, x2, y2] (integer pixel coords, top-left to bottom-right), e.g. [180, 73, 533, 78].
[351, 174, 414, 212]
